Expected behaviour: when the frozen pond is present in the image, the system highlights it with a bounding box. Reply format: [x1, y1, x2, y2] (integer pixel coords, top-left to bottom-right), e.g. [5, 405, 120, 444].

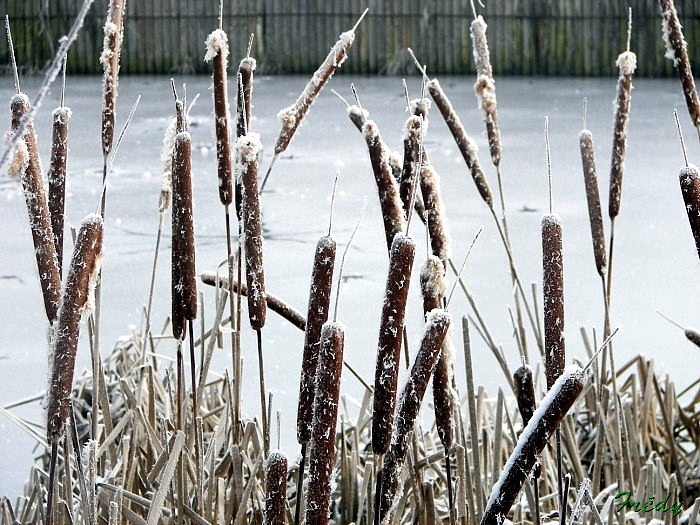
[2, 73, 699, 497]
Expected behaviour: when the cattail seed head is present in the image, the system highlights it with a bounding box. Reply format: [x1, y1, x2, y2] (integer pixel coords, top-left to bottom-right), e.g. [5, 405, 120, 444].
[409, 97, 431, 125]
[542, 213, 565, 390]
[372, 233, 416, 454]
[427, 79, 493, 207]
[679, 164, 700, 261]
[237, 57, 256, 138]
[399, 115, 423, 219]
[205, 29, 234, 207]
[513, 364, 536, 426]
[297, 235, 337, 445]
[432, 338, 455, 448]
[48, 106, 71, 272]
[609, 51, 636, 220]
[481, 367, 585, 525]
[660, 0, 700, 127]
[684, 328, 700, 348]
[305, 321, 345, 525]
[47, 214, 103, 444]
[6, 96, 30, 179]
[420, 164, 451, 268]
[100, 0, 126, 157]
[420, 255, 446, 314]
[579, 130, 607, 276]
[379, 309, 451, 522]
[470, 15, 493, 78]
[264, 451, 288, 525]
[347, 104, 369, 132]
[236, 133, 267, 330]
[362, 120, 407, 252]
[171, 131, 197, 340]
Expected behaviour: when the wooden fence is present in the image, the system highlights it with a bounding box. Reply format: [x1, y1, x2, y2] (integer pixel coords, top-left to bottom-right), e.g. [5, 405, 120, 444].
[1, 0, 700, 76]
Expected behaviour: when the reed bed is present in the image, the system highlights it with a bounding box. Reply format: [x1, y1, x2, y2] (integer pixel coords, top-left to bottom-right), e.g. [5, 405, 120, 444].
[4, 5, 700, 525]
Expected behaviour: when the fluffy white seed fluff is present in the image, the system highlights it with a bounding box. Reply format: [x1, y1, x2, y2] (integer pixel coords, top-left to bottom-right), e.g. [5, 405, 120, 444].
[204, 29, 229, 63]
[616, 51, 637, 77]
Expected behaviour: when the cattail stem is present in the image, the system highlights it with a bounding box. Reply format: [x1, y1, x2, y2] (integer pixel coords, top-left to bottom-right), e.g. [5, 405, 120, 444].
[295, 443, 307, 525]
[257, 329, 269, 458]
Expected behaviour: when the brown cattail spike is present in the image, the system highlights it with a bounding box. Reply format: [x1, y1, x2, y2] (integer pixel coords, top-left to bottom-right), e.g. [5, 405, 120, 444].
[400, 115, 423, 219]
[264, 451, 288, 525]
[372, 233, 416, 454]
[46, 214, 103, 444]
[579, 129, 607, 276]
[305, 321, 345, 525]
[427, 79, 493, 207]
[236, 133, 267, 330]
[362, 120, 407, 252]
[297, 235, 337, 444]
[100, 0, 126, 158]
[236, 56, 255, 138]
[420, 163, 451, 269]
[660, 0, 700, 129]
[379, 309, 451, 522]
[171, 131, 197, 341]
[513, 364, 536, 426]
[609, 50, 636, 220]
[11, 94, 62, 324]
[542, 213, 564, 390]
[481, 367, 585, 525]
[205, 29, 233, 206]
[679, 164, 700, 260]
[48, 106, 71, 275]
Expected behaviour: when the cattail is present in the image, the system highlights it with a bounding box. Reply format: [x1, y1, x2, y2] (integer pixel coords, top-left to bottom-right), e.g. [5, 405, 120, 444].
[608, 50, 636, 220]
[171, 131, 197, 341]
[100, 0, 126, 158]
[513, 364, 536, 426]
[237, 57, 256, 138]
[236, 133, 267, 330]
[481, 367, 585, 525]
[471, 15, 502, 167]
[297, 235, 337, 445]
[372, 233, 416, 455]
[579, 130, 607, 276]
[420, 256, 446, 315]
[542, 213, 564, 390]
[410, 97, 431, 124]
[399, 115, 423, 219]
[264, 451, 288, 525]
[10, 94, 61, 324]
[420, 164, 451, 268]
[200, 272, 306, 331]
[362, 120, 407, 252]
[660, 0, 700, 129]
[305, 321, 345, 525]
[347, 104, 369, 132]
[679, 164, 700, 260]
[379, 309, 451, 522]
[204, 29, 233, 206]
[46, 214, 103, 444]
[427, 79, 493, 207]
[47, 106, 71, 274]
[685, 327, 700, 348]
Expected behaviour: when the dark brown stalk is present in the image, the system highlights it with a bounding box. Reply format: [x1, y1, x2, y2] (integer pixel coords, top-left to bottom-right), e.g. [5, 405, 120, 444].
[11, 94, 61, 324]
[264, 451, 288, 525]
[171, 131, 197, 341]
[379, 309, 451, 522]
[46, 214, 103, 444]
[204, 29, 233, 206]
[420, 163, 451, 269]
[47, 106, 71, 276]
[513, 364, 536, 426]
[660, 0, 700, 130]
[480, 367, 585, 525]
[236, 133, 267, 330]
[298, 235, 337, 445]
[427, 79, 493, 207]
[305, 321, 345, 525]
[362, 120, 407, 252]
[679, 165, 700, 260]
[542, 213, 564, 389]
[372, 233, 416, 455]
[579, 130, 607, 276]
[399, 115, 422, 219]
[200, 272, 306, 331]
[100, 0, 126, 159]
[608, 51, 636, 220]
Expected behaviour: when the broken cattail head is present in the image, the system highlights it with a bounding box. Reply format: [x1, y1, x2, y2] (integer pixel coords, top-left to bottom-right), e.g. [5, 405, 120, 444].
[542, 213, 564, 390]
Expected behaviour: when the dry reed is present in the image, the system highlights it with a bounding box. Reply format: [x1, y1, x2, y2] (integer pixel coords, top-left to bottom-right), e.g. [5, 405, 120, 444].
[372, 233, 416, 455]
[679, 164, 700, 260]
[10, 93, 62, 324]
[542, 213, 564, 389]
[579, 129, 607, 276]
[264, 451, 288, 525]
[46, 214, 103, 444]
[306, 321, 345, 525]
[204, 29, 233, 207]
[100, 0, 126, 159]
[47, 106, 71, 275]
